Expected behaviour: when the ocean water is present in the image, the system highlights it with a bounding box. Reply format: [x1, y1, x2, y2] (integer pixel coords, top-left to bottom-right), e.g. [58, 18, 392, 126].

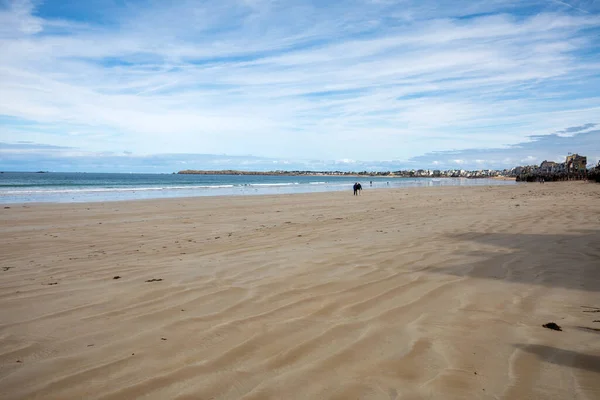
[0, 172, 516, 204]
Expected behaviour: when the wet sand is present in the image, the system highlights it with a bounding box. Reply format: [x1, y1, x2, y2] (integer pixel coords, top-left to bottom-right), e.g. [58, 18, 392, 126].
[1, 182, 599, 399]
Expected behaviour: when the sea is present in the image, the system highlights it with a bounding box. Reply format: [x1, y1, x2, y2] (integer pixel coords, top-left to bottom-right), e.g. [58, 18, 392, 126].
[0, 172, 516, 204]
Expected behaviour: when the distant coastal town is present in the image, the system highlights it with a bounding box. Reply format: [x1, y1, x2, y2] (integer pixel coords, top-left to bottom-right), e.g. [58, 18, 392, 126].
[178, 153, 600, 182]
[178, 168, 507, 178]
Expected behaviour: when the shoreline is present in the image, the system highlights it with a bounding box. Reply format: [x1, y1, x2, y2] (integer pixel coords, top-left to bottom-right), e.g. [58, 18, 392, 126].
[1, 184, 503, 207]
[0, 176, 516, 205]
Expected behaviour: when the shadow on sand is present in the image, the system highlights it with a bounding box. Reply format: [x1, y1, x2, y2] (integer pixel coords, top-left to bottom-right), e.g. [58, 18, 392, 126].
[574, 326, 600, 334]
[428, 230, 600, 292]
[514, 344, 600, 373]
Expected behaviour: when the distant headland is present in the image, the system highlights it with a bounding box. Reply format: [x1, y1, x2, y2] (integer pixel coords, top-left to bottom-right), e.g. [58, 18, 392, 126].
[179, 153, 600, 182]
[177, 169, 496, 178]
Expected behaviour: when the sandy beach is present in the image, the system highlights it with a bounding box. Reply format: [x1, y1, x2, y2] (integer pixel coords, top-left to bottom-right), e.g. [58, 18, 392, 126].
[1, 182, 599, 399]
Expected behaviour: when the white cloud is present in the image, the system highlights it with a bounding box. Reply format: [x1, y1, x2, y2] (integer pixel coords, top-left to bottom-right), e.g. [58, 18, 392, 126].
[520, 155, 539, 163]
[0, 0, 43, 36]
[410, 126, 599, 169]
[0, 0, 599, 166]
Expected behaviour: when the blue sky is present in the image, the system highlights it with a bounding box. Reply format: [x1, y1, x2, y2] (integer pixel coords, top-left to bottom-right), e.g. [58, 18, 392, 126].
[1, 0, 599, 172]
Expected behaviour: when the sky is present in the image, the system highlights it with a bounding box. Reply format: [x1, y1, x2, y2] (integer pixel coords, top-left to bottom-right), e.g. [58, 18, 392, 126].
[1, 0, 599, 172]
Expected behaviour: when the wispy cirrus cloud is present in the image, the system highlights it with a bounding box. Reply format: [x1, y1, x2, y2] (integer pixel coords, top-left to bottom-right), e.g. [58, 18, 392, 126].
[2, 125, 597, 172]
[0, 0, 599, 170]
[409, 125, 600, 169]
[553, 122, 597, 135]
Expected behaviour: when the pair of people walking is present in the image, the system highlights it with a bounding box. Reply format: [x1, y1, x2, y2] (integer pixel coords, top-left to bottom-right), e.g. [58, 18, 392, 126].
[353, 182, 362, 195]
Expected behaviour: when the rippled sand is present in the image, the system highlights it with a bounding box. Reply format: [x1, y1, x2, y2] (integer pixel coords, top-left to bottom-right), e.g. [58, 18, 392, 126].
[1, 182, 599, 399]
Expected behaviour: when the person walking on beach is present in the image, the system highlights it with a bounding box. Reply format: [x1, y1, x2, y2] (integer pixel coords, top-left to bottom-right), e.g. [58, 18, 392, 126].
[357, 182, 362, 195]
[353, 182, 359, 196]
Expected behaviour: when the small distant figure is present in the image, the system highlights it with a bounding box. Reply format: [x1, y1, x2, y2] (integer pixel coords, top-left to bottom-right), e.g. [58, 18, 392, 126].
[387, 182, 389, 186]
[353, 182, 363, 195]
[370, 181, 373, 186]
